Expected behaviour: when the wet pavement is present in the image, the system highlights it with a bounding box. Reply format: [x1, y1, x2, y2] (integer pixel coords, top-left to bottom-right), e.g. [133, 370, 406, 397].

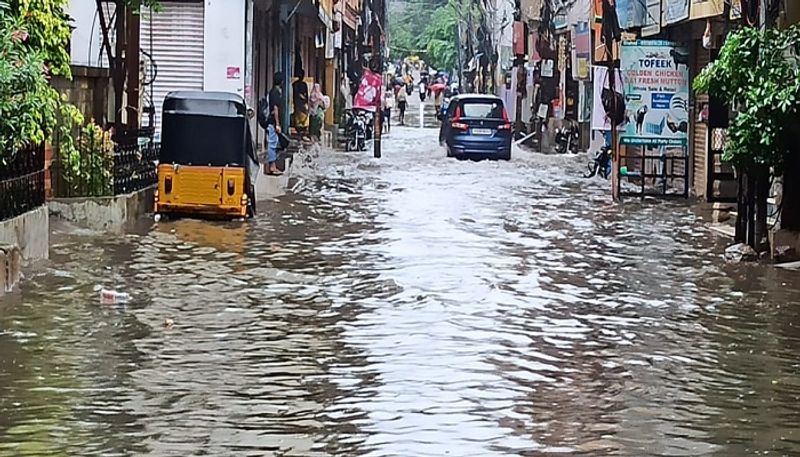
[2, 127, 800, 456]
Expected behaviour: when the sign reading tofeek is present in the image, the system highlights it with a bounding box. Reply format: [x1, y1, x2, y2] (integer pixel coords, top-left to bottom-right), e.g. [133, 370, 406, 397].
[620, 40, 689, 147]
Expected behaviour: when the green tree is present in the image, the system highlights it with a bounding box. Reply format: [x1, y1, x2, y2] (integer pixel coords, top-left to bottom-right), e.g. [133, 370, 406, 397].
[0, 2, 61, 157]
[0, 0, 82, 163]
[8, 0, 72, 76]
[694, 25, 800, 250]
[388, 0, 458, 71]
[419, 4, 457, 71]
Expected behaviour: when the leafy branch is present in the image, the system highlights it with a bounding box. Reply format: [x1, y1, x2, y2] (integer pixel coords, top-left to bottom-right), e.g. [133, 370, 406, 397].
[694, 25, 800, 172]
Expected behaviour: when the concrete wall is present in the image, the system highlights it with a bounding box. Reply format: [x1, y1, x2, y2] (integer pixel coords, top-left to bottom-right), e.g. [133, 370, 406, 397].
[204, 0, 246, 96]
[0, 245, 22, 297]
[48, 186, 155, 233]
[0, 206, 49, 262]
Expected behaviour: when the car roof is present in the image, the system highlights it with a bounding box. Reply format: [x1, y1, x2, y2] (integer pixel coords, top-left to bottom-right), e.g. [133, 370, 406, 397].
[452, 94, 503, 102]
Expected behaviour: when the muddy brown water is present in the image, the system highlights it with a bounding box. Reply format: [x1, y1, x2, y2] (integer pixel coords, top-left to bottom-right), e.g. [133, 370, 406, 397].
[1, 127, 800, 456]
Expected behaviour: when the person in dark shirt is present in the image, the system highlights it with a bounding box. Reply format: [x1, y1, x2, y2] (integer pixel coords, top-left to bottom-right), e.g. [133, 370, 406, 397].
[292, 69, 309, 137]
[265, 72, 284, 175]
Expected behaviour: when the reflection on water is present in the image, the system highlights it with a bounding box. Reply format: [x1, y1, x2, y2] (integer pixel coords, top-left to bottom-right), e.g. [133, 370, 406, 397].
[2, 127, 800, 456]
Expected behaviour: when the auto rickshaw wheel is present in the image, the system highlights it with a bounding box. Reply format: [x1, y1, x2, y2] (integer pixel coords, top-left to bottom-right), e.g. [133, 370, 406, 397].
[246, 187, 256, 218]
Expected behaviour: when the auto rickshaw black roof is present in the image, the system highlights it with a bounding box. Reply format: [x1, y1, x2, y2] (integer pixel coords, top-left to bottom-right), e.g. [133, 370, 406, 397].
[159, 91, 258, 172]
[162, 91, 248, 118]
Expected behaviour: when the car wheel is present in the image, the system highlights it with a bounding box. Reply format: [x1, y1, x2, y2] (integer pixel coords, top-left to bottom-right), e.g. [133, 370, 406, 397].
[499, 149, 511, 161]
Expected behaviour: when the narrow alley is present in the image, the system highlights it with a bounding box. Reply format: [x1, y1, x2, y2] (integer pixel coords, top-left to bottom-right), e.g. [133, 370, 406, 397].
[2, 128, 800, 456]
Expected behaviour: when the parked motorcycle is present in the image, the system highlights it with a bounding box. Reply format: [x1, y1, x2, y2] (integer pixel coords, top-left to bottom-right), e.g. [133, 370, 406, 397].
[584, 145, 612, 179]
[438, 85, 459, 121]
[554, 122, 579, 154]
[344, 108, 374, 152]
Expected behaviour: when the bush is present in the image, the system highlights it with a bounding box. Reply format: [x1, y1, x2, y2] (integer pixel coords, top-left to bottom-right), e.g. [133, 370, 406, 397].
[0, 6, 62, 162]
[57, 121, 114, 196]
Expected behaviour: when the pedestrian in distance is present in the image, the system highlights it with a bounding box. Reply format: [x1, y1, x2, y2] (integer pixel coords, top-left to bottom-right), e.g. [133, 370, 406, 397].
[258, 71, 284, 175]
[396, 84, 407, 125]
[383, 86, 394, 133]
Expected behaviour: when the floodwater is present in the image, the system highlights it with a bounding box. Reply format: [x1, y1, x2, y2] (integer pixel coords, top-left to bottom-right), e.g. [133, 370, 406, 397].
[2, 127, 800, 456]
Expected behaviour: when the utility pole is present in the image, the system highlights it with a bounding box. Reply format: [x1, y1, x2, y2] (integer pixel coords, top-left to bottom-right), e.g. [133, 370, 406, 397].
[125, 6, 141, 130]
[456, 15, 464, 90]
[113, 0, 126, 130]
[373, 3, 385, 158]
[599, 0, 621, 202]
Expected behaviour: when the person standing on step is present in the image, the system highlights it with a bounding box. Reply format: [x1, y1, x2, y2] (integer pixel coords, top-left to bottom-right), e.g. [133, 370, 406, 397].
[258, 71, 284, 176]
[292, 69, 310, 138]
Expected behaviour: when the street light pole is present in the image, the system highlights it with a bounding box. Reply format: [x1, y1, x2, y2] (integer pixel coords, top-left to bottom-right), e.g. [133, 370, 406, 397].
[374, 2, 385, 159]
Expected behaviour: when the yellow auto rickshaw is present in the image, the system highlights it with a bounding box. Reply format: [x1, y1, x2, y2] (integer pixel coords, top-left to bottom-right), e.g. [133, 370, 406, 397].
[154, 91, 258, 218]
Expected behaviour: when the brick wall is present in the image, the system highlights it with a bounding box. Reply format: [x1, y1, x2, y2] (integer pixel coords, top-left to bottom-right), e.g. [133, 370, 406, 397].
[51, 65, 112, 126]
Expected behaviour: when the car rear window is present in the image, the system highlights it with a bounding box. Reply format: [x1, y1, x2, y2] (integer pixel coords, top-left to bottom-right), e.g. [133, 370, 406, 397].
[460, 101, 504, 119]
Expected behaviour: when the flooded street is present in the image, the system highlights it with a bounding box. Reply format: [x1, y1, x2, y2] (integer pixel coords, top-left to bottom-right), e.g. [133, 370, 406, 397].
[3, 127, 800, 456]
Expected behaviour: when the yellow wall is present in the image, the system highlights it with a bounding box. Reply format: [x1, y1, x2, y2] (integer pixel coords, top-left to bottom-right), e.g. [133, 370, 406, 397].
[325, 60, 335, 126]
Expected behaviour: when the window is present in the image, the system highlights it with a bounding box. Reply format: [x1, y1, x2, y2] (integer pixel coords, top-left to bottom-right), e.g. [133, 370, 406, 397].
[460, 101, 504, 119]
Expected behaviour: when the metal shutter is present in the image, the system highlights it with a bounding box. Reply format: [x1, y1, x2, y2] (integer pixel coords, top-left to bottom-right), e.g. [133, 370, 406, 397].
[141, 2, 205, 133]
[691, 41, 711, 198]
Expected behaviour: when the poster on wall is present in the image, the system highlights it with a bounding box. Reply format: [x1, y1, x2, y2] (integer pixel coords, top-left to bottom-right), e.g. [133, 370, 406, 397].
[730, 0, 742, 19]
[573, 21, 591, 80]
[620, 40, 690, 146]
[542, 59, 554, 78]
[578, 81, 593, 123]
[615, 0, 647, 29]
[641, 0, 661, 36]
[690, 0, 724, 20]
[663, 0, 689, 24]
[325, 29, 335, 58]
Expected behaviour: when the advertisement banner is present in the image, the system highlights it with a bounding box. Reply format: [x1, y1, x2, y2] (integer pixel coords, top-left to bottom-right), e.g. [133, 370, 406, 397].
[573, 21, 591, 80]
[616, 0, 647, 28]
[641, 0, 661, 36]
[354, 69, 382, 110]
[620, 40, 690, 146]
[690, 0, 724, 20]
[662, 0, 689, 24]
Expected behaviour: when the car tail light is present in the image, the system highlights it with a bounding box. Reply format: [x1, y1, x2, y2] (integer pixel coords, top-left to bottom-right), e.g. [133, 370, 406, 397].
[498, 123, 512, 130]
[502, 107, 510, 122]
[451, 122, 469, 130]
[452, 105, 462, 121]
